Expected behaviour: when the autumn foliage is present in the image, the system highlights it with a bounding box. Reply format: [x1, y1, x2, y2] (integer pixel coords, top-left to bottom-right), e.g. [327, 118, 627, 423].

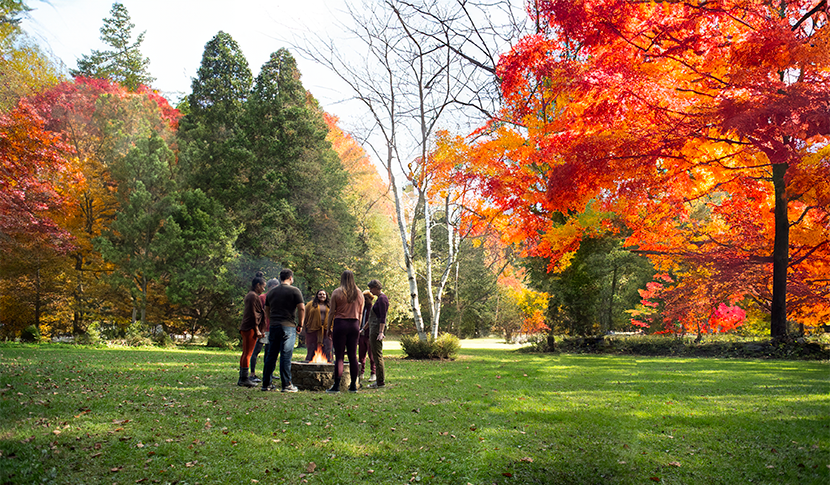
[449, 0, 830, 335]
[0, 99, 76, 252]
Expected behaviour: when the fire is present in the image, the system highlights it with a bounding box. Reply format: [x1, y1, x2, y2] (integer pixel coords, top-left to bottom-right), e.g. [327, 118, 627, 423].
[309, 346, 327, 363]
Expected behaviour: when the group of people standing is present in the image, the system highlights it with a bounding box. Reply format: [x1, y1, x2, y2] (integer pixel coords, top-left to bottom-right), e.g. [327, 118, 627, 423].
[237, 269, 388, 393]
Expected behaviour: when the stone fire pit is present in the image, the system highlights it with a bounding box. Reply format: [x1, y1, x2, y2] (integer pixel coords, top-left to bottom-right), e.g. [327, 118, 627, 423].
[291, 361, 350, 391]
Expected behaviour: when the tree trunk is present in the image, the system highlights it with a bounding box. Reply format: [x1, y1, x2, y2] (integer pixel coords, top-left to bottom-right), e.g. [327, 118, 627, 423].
[606, 264, 618, 333]
[72, 254, 84, 335]
[423, 191, 438, 338]
[390, 171, 428, 341]
[770, 162, 788, 338]
[34, 264, 41, 328]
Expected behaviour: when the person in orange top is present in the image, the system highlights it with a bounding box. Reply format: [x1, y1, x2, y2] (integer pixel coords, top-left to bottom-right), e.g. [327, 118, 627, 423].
[324, 270, 364, 393]
[302, 289, 329, 362]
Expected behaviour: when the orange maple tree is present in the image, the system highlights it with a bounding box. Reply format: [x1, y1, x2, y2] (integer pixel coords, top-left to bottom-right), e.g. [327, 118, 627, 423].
[451, 0, 829, 336]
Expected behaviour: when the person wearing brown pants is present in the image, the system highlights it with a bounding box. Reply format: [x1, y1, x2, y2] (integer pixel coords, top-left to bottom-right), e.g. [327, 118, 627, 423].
[367, 279, 389, 388]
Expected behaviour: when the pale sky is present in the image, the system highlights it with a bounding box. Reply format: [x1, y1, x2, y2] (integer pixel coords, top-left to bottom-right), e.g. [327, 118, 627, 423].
[22, 0, 355, 111]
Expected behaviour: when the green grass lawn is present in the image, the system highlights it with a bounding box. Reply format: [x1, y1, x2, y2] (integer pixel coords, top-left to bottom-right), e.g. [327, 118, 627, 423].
[1, 344, 827, 484]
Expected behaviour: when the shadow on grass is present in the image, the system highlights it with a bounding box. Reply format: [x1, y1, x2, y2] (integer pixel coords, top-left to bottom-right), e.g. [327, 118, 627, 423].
[0, 344, 827, 484]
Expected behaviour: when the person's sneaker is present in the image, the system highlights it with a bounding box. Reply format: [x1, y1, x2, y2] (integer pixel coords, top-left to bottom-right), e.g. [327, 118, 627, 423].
[368, 382, 385, 389]
[368, 374, 377, 382]
[325, 385, 340, 394]
[348, 386, 358, 393]
[250, 375, 262, 383]
[260, 384, 277, 391]
[281, 384, 299, 393]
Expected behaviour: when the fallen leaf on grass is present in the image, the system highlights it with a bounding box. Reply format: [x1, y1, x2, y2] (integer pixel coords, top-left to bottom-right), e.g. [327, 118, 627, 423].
[110, 467, 122, 472]
[520, 457, 533, 463]
[649, 477, 660, 482]
[668, 462, 681, 467]
[502, 472, 513, 477]
[307, 462, 316, 473]
[135, 479, 147, 483]
[90, 452, 102, 458]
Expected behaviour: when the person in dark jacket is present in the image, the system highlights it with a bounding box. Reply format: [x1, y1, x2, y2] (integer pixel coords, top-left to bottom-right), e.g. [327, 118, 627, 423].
[238, 275, 265, 387]
[367, 279, 389, 389]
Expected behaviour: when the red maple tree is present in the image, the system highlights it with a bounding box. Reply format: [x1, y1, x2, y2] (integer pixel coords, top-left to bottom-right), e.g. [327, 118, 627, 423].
[0, 99, 76, 252]
[451, 0, 829, 336]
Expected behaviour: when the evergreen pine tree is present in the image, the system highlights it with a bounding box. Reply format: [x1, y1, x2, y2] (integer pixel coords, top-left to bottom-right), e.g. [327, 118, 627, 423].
[72, 2, 154, 90]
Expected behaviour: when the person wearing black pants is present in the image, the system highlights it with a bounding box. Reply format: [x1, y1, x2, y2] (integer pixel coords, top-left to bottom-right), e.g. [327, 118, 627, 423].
[324, 270, 364, 393]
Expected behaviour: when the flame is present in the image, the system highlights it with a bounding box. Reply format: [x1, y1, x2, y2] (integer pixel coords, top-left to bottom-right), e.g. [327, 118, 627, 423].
[309, 345, 327, 363]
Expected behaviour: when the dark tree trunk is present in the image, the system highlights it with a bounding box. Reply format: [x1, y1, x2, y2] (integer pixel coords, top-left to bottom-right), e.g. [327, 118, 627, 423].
[606, 264, 618, 333]
[34, 266, 41, 328]
[770, 162, 788, 338]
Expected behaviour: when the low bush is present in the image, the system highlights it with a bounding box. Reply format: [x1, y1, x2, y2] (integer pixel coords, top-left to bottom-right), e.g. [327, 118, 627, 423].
[19, 325, 40, 343]
[124, 322, 152, 347]
[400, 333, 460, 359]
[152, 330, 175, 348]
[206, 329, 235, 350]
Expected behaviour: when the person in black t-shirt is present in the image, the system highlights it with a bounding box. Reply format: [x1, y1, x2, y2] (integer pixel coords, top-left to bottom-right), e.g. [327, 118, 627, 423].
[260, 269, 305, 392]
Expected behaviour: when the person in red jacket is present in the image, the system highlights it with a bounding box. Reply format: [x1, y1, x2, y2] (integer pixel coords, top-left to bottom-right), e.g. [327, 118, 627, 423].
[238, 275, 265, 387]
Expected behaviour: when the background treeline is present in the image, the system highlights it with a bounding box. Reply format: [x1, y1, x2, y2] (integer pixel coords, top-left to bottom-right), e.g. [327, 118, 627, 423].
[1, 3, 551, 344]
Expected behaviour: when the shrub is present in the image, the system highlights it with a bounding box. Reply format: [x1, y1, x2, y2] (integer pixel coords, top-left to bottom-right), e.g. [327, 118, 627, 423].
[124, 321, 152, 347]
[400, 334, 431, 358]
[432, 333, 460, 359]
[400, 333, 460, 360]
[206, 329, 234, 350]
[20, 325, 40, 343]
[522, 333, 555, 352]
[153, 331, 175, 348]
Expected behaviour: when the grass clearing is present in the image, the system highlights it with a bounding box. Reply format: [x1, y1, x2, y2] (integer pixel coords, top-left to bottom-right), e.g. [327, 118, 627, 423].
[1, 344, 828, 484]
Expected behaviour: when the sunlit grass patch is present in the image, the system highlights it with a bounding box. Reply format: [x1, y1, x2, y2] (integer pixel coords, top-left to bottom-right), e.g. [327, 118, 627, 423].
[0, 344, 827, 484]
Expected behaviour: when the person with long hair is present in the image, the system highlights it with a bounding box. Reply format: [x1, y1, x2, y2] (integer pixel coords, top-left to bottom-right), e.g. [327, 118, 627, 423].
[324, 270, 364, 393]
[302, 289, 329, 362]
[238, 275, 266, 387]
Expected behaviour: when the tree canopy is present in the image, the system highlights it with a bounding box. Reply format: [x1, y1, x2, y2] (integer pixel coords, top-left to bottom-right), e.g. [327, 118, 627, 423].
[72, 2, 154, 90]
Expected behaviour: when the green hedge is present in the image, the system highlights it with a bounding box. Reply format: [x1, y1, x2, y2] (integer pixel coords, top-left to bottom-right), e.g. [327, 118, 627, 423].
[523, 334, 830, 360]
